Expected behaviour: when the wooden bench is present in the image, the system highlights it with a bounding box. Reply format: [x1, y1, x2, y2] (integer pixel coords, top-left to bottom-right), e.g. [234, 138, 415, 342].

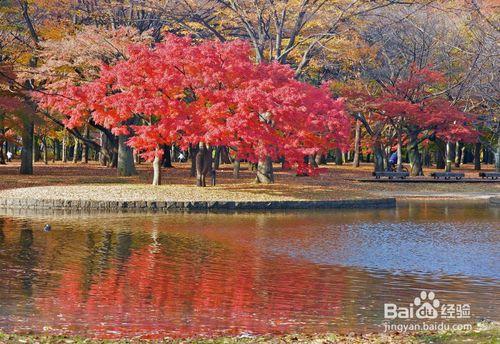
[430, 172, 465, 180]
[373, 171, 410, 179]
[479, 172, 500, 180]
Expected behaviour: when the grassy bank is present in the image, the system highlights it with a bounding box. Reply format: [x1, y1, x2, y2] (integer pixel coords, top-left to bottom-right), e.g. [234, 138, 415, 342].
[1, 326, 499, 344]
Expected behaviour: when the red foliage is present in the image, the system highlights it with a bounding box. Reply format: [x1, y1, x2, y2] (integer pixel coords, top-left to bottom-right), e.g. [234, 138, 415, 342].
[37, 35, 350, 166]
[372, 65, 478, 143]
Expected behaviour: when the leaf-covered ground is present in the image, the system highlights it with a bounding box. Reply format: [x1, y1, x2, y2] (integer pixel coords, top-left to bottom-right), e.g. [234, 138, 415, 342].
[0, 161, 498, 202]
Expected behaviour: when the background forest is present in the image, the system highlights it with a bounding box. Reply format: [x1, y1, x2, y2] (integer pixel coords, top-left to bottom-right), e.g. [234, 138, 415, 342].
[0, 0, 498, 185]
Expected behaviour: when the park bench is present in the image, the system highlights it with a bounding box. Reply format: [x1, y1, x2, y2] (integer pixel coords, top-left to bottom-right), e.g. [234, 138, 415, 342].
[372, 171, 410, 179]
[430, 172, 465, 180]
[479, 172, 500, 180]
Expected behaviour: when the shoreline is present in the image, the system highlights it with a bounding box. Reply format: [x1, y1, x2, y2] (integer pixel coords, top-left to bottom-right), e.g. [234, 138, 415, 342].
[0, 184, 498, 211]
[0, 324, 498, 343]
[0, 195, 396, 211]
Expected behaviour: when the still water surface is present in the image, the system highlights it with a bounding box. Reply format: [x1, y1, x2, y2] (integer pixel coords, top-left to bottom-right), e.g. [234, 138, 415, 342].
[0, 201, 498, 338]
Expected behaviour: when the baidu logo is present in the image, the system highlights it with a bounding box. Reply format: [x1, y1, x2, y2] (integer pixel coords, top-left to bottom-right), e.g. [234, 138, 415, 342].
[384, 291, 470, 320]
[414, 291, 440, 319]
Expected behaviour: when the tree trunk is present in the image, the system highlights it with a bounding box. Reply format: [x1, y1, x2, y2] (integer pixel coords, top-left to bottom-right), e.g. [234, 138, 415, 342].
[334, 148, 343, 165]
[52, 139, 57, 162]
[152, 154, 161, 185]
[189, 145, 198, 177]
[474, 141, 481, 170]
[408, 132, 423, 176]
[195, 143, 212, 187]
[482, 147, 489, 164]
[62, 131, 67, 163]
[111, 149, 118, 168]
[256, 156, 274, 183]
[315, 153, 324, 166]
[445, 141, 453, 172]
[423, 147, 431, 167]
[213, 146, 221, 170]
[72, 138, 79, 163]
[495, 136, 500, 173]
[117, 134, 137, 176]
[396, 130, 403, 172]
[454, 141, 462, 168]
[309, 154, 318, 168]
[42, 137, 48, 165]
[0, 140, 5, 165]
[233, 158, 240, 178]
[435, 140, 445, 169]
[220, 146, 231, 164]
[162, 145, 173, 168]
[372, 141, 385, 172]
[82, 125, 89, 163]
[33, 136, 40, 162]
[20, 121, 34, 175]
[99, 132, 108, 166]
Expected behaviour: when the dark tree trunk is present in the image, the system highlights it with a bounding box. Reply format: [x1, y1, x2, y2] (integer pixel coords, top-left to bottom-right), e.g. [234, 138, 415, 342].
[220, 146, 231, 164]
[372, 141, 385, 172]
[107, 134, 118, 168]
[408, 132, 423, 176]
[111, 150, 118, 168]
[42, 137, 48, 165]
[454, 142, 462, 168]
[195, 143, 213, 187]
[33, 136, 41, 162]
[309, 154, 318, 168]
[423, 147, 431, 167]
[162, 145, 173, 168]
[213, 146, 221, 170]
[473, 142, 482, 170]
[0, 141, 5, 165]
[52, 139, 57, 162]
[495, 136, 500, 172]
[20, 121, 34, 175]
[117, 135, 136, 176]
[233, 158, 240, 178]
[445, 141, 453, 172]
[0, 128, 5, 164]
[334, 148, 343, 165]
[436, 148, 445, 169]
[189, 145, 198, 177]
[256, 156, 274, 183]
[315, 153, 325, 165]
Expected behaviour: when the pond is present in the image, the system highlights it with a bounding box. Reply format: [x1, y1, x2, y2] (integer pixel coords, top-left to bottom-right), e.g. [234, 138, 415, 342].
[0, 201, 498, 338]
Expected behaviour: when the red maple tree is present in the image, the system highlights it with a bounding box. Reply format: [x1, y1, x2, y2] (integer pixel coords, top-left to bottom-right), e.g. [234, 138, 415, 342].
[37, 35, 350, 185]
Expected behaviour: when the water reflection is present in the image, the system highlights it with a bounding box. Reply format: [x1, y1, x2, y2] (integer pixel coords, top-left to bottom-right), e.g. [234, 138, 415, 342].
[0, 201, 498, 338]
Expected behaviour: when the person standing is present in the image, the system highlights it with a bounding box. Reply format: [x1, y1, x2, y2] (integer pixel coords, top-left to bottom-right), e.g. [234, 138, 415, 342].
[178, 151, 186, 162]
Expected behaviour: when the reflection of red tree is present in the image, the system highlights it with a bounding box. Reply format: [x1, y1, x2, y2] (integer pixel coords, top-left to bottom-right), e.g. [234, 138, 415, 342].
[36, 241, 345, 339]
